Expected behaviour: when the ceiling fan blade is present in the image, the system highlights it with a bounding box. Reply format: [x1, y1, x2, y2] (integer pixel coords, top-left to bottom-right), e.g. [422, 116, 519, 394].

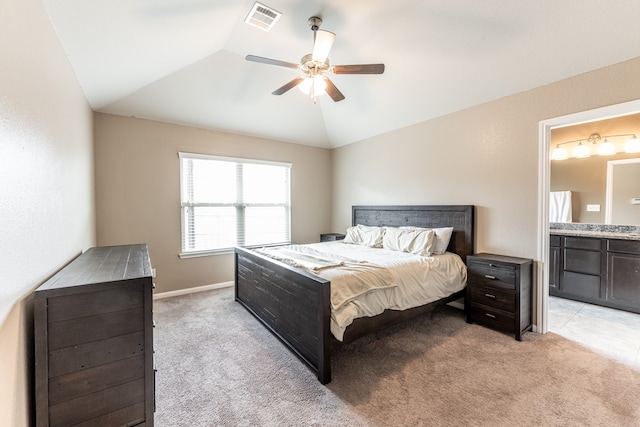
[246, 55, 300, 70]
[323, 77, 345, 102]
[272, 77, 306, 95]
[332, 64, 385, 75]
[312, 30, 336, 63]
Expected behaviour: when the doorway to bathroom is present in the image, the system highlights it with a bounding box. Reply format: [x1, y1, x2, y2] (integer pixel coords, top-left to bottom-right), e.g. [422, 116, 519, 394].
[539, 99, 640, 369]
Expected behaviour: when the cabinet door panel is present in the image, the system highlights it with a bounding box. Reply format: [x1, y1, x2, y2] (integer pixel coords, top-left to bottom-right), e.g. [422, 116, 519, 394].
[564, 248, 601, 276]
[607, 252, 640, 306]
[561, 271, 601, 300]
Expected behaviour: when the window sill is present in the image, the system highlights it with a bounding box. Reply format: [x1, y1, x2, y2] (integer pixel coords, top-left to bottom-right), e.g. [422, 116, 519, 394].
[179, 242, 291, 259]
[179, 249, 233, 259]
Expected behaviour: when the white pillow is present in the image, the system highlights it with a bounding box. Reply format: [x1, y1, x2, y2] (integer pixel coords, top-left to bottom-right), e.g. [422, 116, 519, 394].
[382, 227, 405, 252]
[383, 227, 435, 256]
[343, 224, 384, 248]
[400, 226, 454, 255]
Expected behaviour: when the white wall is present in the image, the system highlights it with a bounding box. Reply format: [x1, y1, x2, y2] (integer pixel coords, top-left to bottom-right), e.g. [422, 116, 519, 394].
[0, 0, 94, 425]
[332, 57, 640, 326]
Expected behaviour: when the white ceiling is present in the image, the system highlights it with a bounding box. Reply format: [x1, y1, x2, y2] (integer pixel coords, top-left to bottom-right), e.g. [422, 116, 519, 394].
[42, 0, 640, 149]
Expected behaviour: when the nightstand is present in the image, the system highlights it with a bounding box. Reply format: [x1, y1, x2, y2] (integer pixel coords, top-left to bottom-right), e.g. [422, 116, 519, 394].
[320, 233, 345, 242]
[466, 253, 533, 341]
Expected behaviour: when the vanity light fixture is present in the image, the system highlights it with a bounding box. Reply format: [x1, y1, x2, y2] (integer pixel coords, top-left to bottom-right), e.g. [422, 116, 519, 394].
[552, 132, 640, 160]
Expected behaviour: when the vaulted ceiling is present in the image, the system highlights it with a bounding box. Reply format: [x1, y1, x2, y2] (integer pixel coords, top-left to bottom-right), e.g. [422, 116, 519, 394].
[42, 0, 640, 148]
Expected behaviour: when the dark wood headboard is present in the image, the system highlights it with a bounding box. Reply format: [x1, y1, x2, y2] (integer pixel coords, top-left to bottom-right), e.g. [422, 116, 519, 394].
[352, 205, 475, 262]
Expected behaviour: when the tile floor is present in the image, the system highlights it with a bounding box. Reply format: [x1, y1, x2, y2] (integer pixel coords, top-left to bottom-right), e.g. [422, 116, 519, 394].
[548, 296, 640, 370]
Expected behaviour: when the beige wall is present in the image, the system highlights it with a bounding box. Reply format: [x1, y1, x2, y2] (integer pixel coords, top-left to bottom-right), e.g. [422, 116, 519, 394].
[94, 113, 332, 293]
[332, 57, 640, 294]
[0, 0, 95, 425]
[550, 114, 640, 223]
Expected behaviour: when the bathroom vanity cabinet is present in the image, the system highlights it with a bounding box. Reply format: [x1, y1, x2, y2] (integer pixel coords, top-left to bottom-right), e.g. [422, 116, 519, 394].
[550, 234, 640, 313]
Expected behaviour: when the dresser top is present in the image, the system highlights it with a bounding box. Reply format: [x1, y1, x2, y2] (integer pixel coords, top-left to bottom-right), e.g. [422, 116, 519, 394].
[36, 244, 151, 293]
[469, 252, 533, 266]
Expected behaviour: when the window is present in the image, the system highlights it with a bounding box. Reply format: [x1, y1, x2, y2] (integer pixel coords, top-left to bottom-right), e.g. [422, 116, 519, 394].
[179, 152, 291, 256]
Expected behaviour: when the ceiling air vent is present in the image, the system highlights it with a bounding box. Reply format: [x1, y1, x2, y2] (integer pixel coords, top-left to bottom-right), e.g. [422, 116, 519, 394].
[245, 2, 282, 32]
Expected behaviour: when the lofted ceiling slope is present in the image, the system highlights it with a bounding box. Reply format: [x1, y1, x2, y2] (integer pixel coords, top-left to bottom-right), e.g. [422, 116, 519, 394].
[42, 0, 640, 148]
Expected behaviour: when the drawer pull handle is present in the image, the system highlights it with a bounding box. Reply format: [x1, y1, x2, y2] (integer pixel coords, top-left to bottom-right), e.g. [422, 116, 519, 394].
[485, 313, 496, 319]
[485, 275, 496, 280]
[484, 293, 496, 299]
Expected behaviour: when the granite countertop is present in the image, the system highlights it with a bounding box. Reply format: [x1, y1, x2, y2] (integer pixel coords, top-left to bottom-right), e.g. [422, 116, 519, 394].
[550, 229, 640, 241]
[550, 223, 640, 241]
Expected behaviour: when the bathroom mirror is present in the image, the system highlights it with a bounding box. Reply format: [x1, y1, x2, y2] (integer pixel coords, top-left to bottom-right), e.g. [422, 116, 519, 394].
[550, 112, 640, 225]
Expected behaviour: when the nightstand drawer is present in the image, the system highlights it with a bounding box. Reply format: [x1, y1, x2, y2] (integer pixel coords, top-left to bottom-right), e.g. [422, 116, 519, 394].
[468, 305, 515, 334]
[468, 285, 515, 312]
[468, 262, 516, 289]
[320, 233, 345, 242]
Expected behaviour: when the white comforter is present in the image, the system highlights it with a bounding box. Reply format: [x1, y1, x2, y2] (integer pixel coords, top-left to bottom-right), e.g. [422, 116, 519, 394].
[257, 241, 467, 341]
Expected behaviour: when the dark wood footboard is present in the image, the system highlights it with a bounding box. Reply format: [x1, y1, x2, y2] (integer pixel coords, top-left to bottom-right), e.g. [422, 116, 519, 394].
[234, 247, 333, 384]
[234, 205, 475, 384]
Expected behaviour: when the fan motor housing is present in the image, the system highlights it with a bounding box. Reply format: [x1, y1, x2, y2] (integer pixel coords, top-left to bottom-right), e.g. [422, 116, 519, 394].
[301, 53, 329, 72]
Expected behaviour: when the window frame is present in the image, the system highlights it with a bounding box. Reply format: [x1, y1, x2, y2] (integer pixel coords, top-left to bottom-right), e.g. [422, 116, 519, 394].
[178, 152, 292, 258]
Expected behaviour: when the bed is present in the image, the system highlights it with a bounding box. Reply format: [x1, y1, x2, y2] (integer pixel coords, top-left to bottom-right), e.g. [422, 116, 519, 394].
[234, 205, 475, 384]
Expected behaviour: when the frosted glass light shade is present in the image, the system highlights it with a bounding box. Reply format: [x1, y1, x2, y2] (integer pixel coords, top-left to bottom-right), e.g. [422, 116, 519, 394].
[572, 142, 590, 158]
[311, 30, 336, 63]
[298, 75, 326, 95]
[552, 145, 569, 160]
[625, 137, 640, 153]
[597, 140, 616, 156]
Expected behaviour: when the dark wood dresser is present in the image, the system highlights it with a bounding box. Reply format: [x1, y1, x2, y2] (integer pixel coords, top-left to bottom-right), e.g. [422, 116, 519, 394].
[34, 244, 155, 427]
[466, 253, 533, 341]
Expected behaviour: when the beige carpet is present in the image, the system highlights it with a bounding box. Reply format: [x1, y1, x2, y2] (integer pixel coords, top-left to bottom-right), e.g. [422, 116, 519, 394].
[153, 287, 640, 426]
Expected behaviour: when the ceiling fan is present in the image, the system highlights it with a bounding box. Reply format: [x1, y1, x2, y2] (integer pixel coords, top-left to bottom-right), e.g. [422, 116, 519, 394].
[246, 16, 385, 103]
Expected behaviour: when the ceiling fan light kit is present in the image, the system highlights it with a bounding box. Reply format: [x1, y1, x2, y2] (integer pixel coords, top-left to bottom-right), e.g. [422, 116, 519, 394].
[298, 74, 327, 96]
[246, 15, 384, 103]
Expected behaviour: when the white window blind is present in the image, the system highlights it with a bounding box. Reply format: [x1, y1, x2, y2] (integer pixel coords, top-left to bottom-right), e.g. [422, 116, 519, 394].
[179, 152, 291, 255]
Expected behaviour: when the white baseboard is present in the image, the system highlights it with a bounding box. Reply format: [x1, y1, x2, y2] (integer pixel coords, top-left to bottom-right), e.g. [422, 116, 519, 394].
[153, 281, 233, 300]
